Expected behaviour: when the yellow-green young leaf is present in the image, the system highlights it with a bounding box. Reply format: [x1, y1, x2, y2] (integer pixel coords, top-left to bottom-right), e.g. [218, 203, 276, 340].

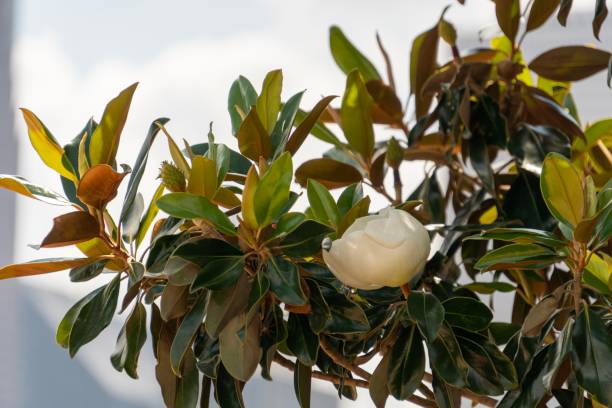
[157, 123, 191, 177]
[20, 109, 76, 181]
[237, 106, 272, 161]
[89, 83, 138, 166]
[495, 0, 521, 42]
[77, 164, 128, 209]
[541, 152, 584, 227]
[0, 174, 71, 205]
[213, 187, 241, 209]
[241, 166, 260, 230]
[307, 180, 340, 227]
[77, 130, 90, 177]
[438, 19, 457, 45]
[340, 70, 375, 161]
[136, 183, 165, 248]
[253, 152, 293, 227]
[410, 26, 439, 118]
[0, 257, 96, 280]
[41, 211, 100, 248]
[187, 156, 217, 198]
[256, 69, 283, 133]
[329, 26, 381, 82]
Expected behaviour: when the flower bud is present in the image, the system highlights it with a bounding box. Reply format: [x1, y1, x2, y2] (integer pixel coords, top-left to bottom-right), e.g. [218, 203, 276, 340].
[322, 208, 430, 290]
[158, 161, 186, 192]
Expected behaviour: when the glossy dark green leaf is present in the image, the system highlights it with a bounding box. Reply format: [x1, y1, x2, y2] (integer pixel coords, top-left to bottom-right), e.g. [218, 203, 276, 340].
[293, 360, 312, 408]
[286, 314, 319, 366]
[214, 364, 245, 408]
[387, 325, 425, 400]
[571, 305, 612, 406]
[336, 183, 363, 217]
[407, 291, 444, 342]
[191, 257, 245, 292]
[264, 257, 306, 306]
[427, 323, 469, 387]
[305, 279, 331, 334]
[69, 259, 108, 282]
[475, 243, 562, 271]
[120, 117, 169, 227]
[509, 125, 570, 173]
[157, 193, 236, 236]
[175, 349, 200, 408]
[470, 227, 566, 248]
[228, 75, 257, 136]
[170, 295, 207, 375]
[320, 285, 369, 334]
[111, 302, 147, 379]
[253, 152, 292, 227]
[205, 274, 251, 338]
[279, 220, 332, 258]
[270, 91, 303, 154]
[329, 26, 381, 81]
[442, 296, 493, 331]
[268, 212, 306, 241]
[57, 274, 120, 357]
[503, 171, 556, 231]
[469, 131, 496, 198]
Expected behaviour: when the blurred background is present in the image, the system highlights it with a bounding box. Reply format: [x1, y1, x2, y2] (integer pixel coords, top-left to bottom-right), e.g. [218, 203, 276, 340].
[0, 0, 609, 407]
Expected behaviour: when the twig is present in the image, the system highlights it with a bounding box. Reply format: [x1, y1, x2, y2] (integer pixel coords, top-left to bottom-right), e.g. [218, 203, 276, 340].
[422, 372, 498, 407]
[319, 337, 372, 381]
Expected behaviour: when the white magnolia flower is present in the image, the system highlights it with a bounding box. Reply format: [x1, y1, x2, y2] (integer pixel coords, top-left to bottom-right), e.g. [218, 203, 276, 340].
[322, 208, 431, 290]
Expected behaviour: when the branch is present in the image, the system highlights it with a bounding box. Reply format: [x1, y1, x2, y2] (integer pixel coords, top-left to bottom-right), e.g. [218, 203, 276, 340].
[319, 336, 372, 381]
[272, 353, 436, 408]
[422, 372, 498, 407]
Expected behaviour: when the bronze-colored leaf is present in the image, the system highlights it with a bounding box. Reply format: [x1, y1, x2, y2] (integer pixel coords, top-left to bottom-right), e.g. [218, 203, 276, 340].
[41, 211, 100, 248]
[529, 46, 612, 82]
[495, 0, 521, 42]
[522, 87, 584, 139]
[285, 95, 337, 155]
[77, 164, 127, 208]
[593, 0, 608, 40]
[295, 158, 363, 189]
[557, 0, 573, 26]
[236, 106, 272, 161]
[410, 25, 439, 118]
[526, 0, 560, 32]
[369, 152, 386, 187]
[366, 80, 403, 126]
[0, 258, 97, 280]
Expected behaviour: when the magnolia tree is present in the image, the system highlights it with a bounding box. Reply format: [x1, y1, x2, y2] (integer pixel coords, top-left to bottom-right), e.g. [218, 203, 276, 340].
[1, 1, 611, 407]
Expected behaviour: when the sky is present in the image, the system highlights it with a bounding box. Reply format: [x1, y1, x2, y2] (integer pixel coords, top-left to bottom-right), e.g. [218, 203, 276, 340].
[7, 0, 612, 406]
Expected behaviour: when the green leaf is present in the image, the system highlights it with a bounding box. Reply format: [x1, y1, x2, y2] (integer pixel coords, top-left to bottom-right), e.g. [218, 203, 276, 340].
[463, 281, 516, 294]
[59, 274, 121, 357]
[279, 220, 333, 258]
[190, 143, 251, 176]
[285, 95, 336, 155]
[337, 196, 370, 237]
[293, 109, 344, 147]
[293, 360, 312, 408]
[329, 26, 381, 82]
[264, 257, 306, 306]
[541, 152, 585, 227]
[256, 69, 283, 133]
[214, 364, 245, 408]
[271, 91, 304, 154]
[427, 324, 468, 387]
[110, 302, 147, 379]
[268, 212, 307, 241]
[205, 274, 251, 338]
[387, 325, 425, 400]
[407, 291, 444, 342]
[470, 227, 566, 248]
[191, 257, 245, 291]
[175, 349, 200, 408]
[443, 297, 493, 331]
[320, 285, 370, 334]
[89, 83, 138, 166]
[136, 183, 165, 248]
[340, 70, 375, 161]
[0, 175, 71, 206]
[369, 353, 391, 408]
[286, 313, 319, 366]
[337, 183, 363, 216]
[495, 0, 521, 42]
[583, 253, 612, 295]
[307, 180, 340, 227]
[157, 192, 236, 236]
[475, 243, 562, 271]
[120, 117, 169, 226]
[410, 25, 439, 118]
[70, 259, 108, 282]
[218, 312, 262, 382]
[228, 75, 258, 136]
[529, 46, 612, 82]
[170, 294, 207, 375]
[236, 106, 272, 161]
[571, 305, 612, 406]
[253, 152, 293, 227]
[19, 109, 76, 181]
[295, 158, 363, 189]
